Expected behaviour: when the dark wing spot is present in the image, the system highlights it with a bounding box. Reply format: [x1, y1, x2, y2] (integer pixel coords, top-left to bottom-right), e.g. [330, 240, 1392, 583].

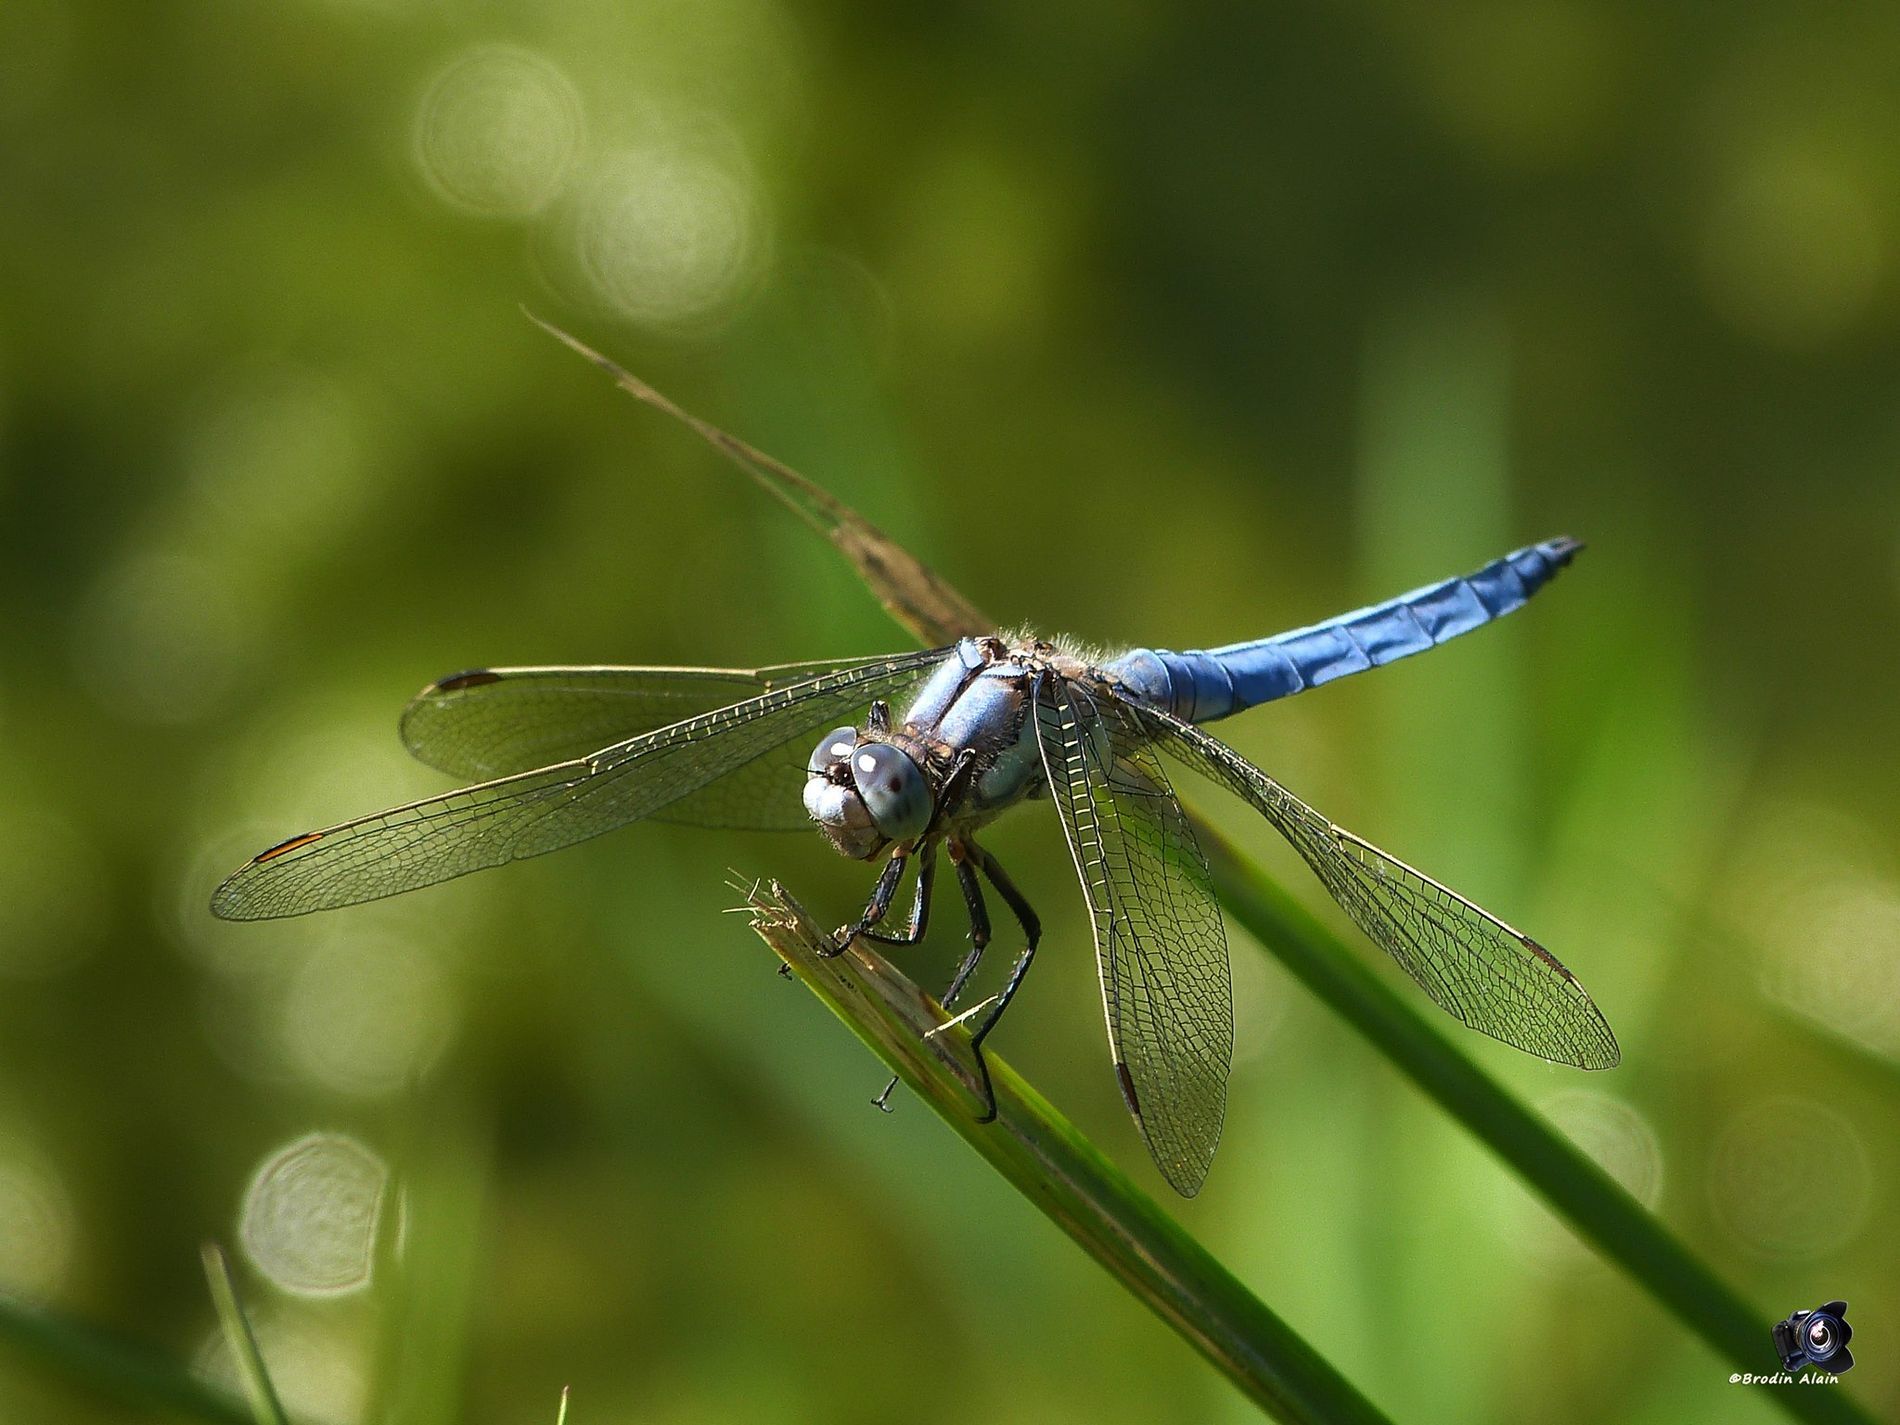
[1114, 1061, 1142, 1117]
[1520, 933, 1571, 976]
[432, 670, 503, 693]
[255, 831, 324, 863]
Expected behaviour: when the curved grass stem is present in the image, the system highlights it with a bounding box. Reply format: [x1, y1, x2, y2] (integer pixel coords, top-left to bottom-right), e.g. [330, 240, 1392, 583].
[201, 1243, 291, 1425]
[1203, 838, 1877, 1425]
[745, 878, 1392, 1425]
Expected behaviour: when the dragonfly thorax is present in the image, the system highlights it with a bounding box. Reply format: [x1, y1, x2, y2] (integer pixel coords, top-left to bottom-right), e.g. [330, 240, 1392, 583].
[803, 725, 934, 859]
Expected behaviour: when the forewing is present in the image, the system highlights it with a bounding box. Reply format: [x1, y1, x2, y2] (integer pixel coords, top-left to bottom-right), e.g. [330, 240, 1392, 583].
[212, 650, 947, 920]
[1123, 700, 1620, 1070]
[1032, 674, 1233, 1198]
[402, 667, 774, 779]
[400, 656, 893, 830]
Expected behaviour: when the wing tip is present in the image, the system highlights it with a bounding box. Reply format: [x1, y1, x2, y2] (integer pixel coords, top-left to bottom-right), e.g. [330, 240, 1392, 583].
[1116, 1060, 1221, 1197]
[1533, 1014, 1620, 1071]
[400, 671, 503, 770]
[208, 874, 262, 922]
[1515, 934, 1623, 1069]
[1158, 1145, 1213, 1198]
[208, 831, 329, 921]
[1583, 1032, 1622, 1071]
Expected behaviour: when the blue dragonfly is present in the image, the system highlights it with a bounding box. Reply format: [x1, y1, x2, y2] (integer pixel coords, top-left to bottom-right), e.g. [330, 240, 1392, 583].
[213, 345, 1618, 1197]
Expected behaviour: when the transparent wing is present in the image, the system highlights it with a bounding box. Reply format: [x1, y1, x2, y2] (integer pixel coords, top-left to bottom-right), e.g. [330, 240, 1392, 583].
[400, 656, 897, 830]
[212, 649, 948, 920]
[1033, 674, 1233, 1198]
[1119, 697, 1621, 1070]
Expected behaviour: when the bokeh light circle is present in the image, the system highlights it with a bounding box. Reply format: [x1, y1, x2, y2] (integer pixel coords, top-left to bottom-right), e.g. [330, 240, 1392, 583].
[280, 935, 456, 1098]
[239, 1132, 388, 1296]
[415, 46, 584, 218]
[570, 143, 761, 329]
[1707, 1096, 1872, 1260]
[1504, 1089, 1663, 1272]
[72, 549, 261, 725]
[196, 1309, 368, 1425]
[1727, 800, 1900, 1062]
[1698, 144, 1884, 350]
[0, 1146, 75, 1298]
[1546, 1089, 1665, 1207]
[1758, 873, 1900, 1061]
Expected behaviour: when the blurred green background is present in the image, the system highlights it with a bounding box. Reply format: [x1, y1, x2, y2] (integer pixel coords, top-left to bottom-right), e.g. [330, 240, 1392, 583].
[2, 1, 1897, 1421]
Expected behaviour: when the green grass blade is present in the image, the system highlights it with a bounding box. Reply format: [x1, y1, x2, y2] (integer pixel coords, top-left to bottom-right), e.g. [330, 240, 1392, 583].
[0, 1291, 257, 1425]
[201, 1243, 292, 1425]
[1203, 838, 1877, 1425]
[743, 878, 1392, 1425]
[369, 1097, 491, 1425]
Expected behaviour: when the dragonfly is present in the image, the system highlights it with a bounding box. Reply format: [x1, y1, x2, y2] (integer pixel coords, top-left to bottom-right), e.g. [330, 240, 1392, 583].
[213, 350, 1618, 1198]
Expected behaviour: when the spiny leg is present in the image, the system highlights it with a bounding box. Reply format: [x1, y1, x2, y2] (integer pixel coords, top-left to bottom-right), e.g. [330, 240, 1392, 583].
[962, 839, 1041, 1125]
[942, 853, 993, 1008]
[867, 751, 980, 1109]
[823, 846, 910, 958]
[862, 840, 937, 947]
[864, 846, 937, 1108]
[873, 846, 990, 1113]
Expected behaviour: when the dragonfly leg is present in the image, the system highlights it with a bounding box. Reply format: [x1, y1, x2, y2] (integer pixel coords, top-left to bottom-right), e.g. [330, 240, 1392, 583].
[824, 849, 909, 958]
[941, 853, 993, 1008]
[861, 840, 938, 947]
[874, 843, 989, 1114]
[962, 839, 1041, 1125]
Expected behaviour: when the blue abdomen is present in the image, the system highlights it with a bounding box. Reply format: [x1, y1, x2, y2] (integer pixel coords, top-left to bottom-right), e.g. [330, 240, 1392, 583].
[1108, 537, 1580, 723]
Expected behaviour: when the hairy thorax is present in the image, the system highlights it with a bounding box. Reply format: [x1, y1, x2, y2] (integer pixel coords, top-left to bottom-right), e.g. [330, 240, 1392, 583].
[891, 634, 1128, 835]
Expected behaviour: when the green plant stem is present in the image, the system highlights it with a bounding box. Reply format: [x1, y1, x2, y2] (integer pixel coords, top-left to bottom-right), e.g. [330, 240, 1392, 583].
[0, 1292, 258, 1425]
[746, 880, 1392, 1425]
[1203, 836, 1875, 1425]
[201, 1244, 291, 1425]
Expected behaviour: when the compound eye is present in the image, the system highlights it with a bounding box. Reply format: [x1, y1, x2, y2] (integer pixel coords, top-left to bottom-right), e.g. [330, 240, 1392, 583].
[807, 726, 859, 775]
[849, 742, 932, 841]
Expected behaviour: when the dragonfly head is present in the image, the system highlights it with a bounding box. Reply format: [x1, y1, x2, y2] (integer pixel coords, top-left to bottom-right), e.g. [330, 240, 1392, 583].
[804, 726, 933, 859]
